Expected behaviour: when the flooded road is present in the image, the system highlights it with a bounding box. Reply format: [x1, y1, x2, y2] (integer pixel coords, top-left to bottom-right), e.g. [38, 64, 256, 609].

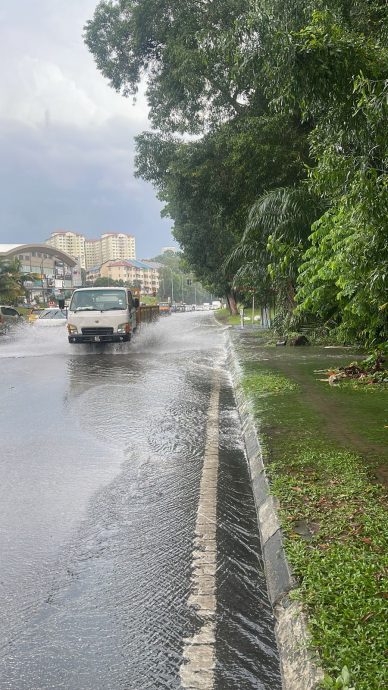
[0, 314, 281, 689]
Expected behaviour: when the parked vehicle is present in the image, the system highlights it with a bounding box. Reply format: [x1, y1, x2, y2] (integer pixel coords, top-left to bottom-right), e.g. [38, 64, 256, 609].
[28, 308, 45, 323]
[34, 308, 67, 327]
[0, 305, 22, 334]
[211, 300, 222, 310]
[67, 287, 158, 344]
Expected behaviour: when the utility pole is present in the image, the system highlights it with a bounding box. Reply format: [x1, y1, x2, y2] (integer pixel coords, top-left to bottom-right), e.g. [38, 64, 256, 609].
[165, 266, 174, 303]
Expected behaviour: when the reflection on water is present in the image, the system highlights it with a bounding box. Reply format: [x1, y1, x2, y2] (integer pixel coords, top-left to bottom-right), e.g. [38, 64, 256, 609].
[0, 313, 281, 689]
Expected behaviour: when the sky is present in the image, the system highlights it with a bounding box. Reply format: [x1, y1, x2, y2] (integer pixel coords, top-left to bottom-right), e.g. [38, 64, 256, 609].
[0, 0, 177, 258]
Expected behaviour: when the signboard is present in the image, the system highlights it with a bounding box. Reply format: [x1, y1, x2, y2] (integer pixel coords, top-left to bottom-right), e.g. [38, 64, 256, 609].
[72, 264, 82, 287]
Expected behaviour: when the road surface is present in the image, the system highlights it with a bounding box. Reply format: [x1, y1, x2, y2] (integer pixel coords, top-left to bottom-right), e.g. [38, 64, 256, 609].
[0, 313, 281, 689]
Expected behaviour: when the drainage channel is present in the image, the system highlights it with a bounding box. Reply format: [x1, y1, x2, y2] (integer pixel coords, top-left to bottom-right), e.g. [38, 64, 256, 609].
[181, 370, 281, 689]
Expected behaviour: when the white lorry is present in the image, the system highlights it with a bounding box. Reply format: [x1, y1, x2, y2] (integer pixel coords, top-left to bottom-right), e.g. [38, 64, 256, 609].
[66, 287, 141, 344]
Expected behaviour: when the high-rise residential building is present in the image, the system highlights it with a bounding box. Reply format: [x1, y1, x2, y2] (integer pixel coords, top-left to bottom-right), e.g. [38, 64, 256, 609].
[100, 233, 136, 264]
[84, 239, 102, 269]
[46, 231, 86, 268]
[46, 231, 136, 269]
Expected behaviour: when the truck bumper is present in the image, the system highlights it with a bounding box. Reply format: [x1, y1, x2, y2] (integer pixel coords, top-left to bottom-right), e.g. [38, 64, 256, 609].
[68, 333, 131, 344]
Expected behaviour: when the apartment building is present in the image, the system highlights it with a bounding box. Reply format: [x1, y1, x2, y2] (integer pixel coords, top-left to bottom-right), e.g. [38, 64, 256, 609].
[46, 231, 136, 269]
[84, 239, 102, 268]
[46, 231, 86, 268]
[97, 259, 160, 294]
[101, 233, 136, 264]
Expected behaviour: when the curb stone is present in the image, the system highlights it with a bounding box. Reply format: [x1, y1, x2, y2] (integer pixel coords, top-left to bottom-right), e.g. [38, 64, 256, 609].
[225, 334, 324, 690]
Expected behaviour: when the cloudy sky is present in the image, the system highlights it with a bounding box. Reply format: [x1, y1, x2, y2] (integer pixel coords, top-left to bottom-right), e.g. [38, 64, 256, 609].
[0, 0, 176, 258]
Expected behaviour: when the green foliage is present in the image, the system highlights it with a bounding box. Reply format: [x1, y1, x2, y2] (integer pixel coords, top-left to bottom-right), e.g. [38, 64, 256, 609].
[241, 354, 388, 689]
[297, 171, 388, 345]
[0, 259, 29, 304]
[135, 114, 309, 307]
[93, 277, 126, 287]
[322, 666, 355, 690]
[84, 0, 249, 133]
[85, 0, 388, 339]
[229, 184, 323, 313]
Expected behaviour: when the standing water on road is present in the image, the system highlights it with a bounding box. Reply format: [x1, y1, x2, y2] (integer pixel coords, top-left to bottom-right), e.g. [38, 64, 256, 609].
[0, 313, 281, 689]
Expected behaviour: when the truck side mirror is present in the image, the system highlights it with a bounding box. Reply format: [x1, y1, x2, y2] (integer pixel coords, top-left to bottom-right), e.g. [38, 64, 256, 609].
[134, 298, 140, 309]
[58, 297, 65, 310]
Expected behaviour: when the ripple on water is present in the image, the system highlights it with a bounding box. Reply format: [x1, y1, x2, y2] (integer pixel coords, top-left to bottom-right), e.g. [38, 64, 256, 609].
[0, 314, 281, 688]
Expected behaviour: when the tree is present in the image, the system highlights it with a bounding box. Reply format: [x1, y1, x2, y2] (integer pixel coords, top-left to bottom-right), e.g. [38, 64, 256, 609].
[135, 113, 309, 312]
[226, 0, 388, 343]
[93, 277, 126, 287]
[0, 259, 30, 304]
[227, 185, 324, 321]
[296, 171, 388, 344]
[85, 0, 387, 342]
[84, 0, 252, 133]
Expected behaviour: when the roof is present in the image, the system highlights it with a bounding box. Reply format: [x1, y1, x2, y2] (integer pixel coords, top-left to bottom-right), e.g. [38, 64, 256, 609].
[0, 243, 77, 267]
[126, 259, 158, 270]
[101, 233, 134, 238]
[140, 260, 162, 269]
[102, 259, 158, 270]
[49, 230, 84, 237]
[103, 260, 130, 267]
[0, 244, 23, 252]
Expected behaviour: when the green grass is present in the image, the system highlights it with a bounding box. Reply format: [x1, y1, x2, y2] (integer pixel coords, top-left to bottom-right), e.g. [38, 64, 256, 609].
[242, 370, 298, 395]
[215, 306, 265, 326]
[241, 360, 388, 690]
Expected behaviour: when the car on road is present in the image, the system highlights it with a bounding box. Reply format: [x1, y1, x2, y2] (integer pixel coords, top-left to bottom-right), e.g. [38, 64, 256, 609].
[158, 302, 172, 315]
[0, 305, 22, 334]
[33, 308, 67, 327]
[27, 308, 45, 323]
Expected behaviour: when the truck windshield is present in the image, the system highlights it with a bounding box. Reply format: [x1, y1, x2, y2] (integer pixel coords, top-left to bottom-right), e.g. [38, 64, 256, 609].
[70, 289, 128, 312]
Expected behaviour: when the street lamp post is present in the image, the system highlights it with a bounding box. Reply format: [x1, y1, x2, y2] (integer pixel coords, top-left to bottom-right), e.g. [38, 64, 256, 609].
[164, 266, 174, 304]
[40, 258, 45, 306]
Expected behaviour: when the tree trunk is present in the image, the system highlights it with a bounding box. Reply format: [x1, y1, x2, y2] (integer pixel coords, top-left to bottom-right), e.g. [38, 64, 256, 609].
[226, 291, 238, 315]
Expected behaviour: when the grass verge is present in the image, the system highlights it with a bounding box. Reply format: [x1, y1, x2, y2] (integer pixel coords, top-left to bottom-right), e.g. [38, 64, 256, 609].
[241, 362, 388, 690]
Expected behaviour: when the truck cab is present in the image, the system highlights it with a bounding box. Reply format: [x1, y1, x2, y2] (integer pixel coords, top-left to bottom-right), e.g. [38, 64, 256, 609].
[67, 287, 139, 343]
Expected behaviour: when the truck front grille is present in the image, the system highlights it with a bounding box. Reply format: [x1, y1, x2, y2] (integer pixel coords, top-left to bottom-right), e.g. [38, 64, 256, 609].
[81, 327, 114, 336]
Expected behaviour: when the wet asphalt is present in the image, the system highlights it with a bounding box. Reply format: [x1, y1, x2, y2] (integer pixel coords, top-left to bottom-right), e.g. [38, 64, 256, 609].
[0, 313, 281, 689]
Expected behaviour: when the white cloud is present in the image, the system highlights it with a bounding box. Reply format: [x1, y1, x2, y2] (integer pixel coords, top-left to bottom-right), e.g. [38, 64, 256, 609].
[0, 0, 149, 129]
[0, 0, 173, 257]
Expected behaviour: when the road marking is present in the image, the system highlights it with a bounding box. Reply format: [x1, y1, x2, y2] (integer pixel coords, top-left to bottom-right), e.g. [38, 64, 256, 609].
[180, 376, 220, 689]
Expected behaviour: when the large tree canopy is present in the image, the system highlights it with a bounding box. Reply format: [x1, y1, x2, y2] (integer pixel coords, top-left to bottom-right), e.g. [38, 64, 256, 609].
[135, 113, 309, 310]
[84, 0, 252, 132]
[85, 0, 388, 344]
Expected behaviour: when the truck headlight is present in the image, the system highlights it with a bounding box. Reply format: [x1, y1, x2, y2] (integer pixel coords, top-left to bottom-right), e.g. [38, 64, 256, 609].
[67, 324, 78, 334]
[117, 322, 131, 334]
